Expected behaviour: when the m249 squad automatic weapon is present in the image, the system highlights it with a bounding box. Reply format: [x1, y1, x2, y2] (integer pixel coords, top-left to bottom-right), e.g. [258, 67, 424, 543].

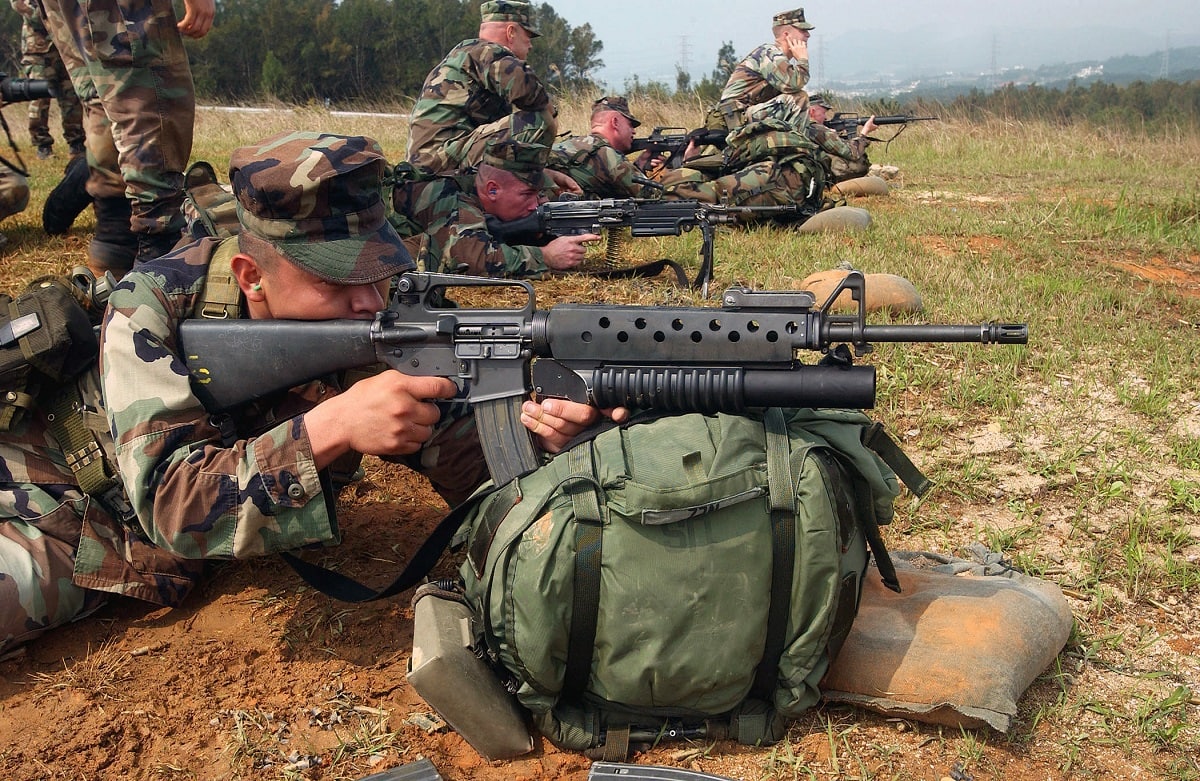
[181, 270, 1027, 487]
[484, 197, 804, 296]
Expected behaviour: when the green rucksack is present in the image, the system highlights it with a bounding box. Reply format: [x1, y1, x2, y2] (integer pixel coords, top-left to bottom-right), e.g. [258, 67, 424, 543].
[454, 408, 909, 754]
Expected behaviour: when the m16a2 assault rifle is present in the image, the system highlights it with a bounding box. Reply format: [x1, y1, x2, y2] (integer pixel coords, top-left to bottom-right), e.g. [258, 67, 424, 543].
[181, 270, 1027, 487]
[825, 112, 939, 139]
[485, 197, 804, 297]
[629, 126, 730, 169]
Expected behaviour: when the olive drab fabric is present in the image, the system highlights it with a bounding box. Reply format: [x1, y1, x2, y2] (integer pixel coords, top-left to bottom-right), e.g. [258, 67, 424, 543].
[458, 409, 902, 751]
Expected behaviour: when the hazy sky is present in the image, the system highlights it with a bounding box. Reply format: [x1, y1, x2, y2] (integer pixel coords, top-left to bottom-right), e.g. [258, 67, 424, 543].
[544, 0, 1196, 87]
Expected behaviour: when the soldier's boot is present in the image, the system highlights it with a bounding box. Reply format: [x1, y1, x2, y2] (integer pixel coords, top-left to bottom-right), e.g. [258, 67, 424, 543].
[42, 155, 93, 235]
[88, 196, 138, 278]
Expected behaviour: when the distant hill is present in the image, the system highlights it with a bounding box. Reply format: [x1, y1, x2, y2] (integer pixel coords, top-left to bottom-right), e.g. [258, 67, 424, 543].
[819, 33, 1200, 100]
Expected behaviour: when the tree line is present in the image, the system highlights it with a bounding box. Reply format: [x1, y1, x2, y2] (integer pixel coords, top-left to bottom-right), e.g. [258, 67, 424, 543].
[3, 2, 1198, 131]
[1, 0, 603, 104]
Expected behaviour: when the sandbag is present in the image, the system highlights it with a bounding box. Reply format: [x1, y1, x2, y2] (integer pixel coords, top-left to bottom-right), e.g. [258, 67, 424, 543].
[800, 269, 923, 314]
[797, 206, 872, 234]
[821, 547, 1074, 731]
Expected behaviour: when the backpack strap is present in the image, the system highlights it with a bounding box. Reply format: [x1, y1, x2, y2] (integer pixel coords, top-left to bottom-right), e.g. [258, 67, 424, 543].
[42, 378, 138, 528]
[198, 236, 243, 320]
[561, 444, 604, 704]
[749, 407, 796, 703]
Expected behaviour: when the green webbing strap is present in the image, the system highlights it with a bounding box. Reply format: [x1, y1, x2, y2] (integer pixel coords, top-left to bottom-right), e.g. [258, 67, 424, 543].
[599, 725, 630, 762]
[199, 236, 243, 320]
[862, 421, 932, 498]
[43, 381, 118, 498]
[749, 408, 796, 704]
[562, 444, 603, 704]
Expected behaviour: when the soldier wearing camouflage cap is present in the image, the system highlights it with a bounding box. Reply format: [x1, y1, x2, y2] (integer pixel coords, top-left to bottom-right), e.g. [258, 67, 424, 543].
[394, 138, 598, 277]
[548, 96, 661, 199]
[0, 130, 606, 654]
[807, 96, 879, 183]
[705, 6, 814, 133]
[407, 1, 560, 180]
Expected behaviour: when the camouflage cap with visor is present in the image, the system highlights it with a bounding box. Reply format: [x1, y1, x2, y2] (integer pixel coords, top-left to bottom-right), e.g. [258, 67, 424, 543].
[481, 139, 552, 189]
[480, 0, 540, 37]
[772, 7, 814, 30]
[592, 96, 641, 128]
[229, 131, 413, 285]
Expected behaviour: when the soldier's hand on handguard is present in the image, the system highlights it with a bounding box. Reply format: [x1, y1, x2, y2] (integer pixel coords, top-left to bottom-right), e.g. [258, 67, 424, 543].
[305, 373, 457, 466]
[541, 233, 600, 270]
[521, 398, 630, 453]
[546, 169, 583, 196]
[863, 116, 879, 136]
[178, 0, 216, 38]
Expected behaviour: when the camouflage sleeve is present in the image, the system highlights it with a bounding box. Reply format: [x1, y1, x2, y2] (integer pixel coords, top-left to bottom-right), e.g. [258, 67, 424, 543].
[100, 269, 339, 560]
[437, 197, 547, 277]
[549, 137, 648, 199]
[477, 42, 551, 112]
[761, 44, 809, 94]
[808, 123, 857, 160]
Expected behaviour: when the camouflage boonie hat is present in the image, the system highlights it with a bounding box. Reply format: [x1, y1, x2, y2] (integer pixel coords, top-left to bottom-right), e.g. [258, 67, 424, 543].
[481, 139, 551, 188]
[229, 131, 413, 285]
[809, 93, 832, 109]
[480, 0, 540, 37]
[592, 96, 641, 128]
[772, 7, 814, 29]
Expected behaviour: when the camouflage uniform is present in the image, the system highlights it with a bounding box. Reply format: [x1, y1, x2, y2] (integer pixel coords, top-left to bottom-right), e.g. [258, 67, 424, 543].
[406, 0, 555, 176]
[101, 132, 487, 564]
[808, 123, 871, 182]
[708, 8, 813, 131]
[34, 0, 196, 263]
[548, 134, 652, 199]
[661, 119, 823, 208]
[393, 139, 551, 277]
[0, 163, 31, 222]
[0, 365, 203, 652]
[10, 0, 85, 156]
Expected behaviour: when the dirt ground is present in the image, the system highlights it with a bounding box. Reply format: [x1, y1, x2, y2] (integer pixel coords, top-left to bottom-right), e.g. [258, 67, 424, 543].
[1, 188, 1198, 780]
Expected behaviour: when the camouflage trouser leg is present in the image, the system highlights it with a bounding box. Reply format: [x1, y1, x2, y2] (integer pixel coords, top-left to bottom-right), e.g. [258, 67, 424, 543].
[0, 164, 32, 220]
[36, 0, 127, 201]
[26, 99, 53, 149]
[453, 107, 558, 172]
[745, 93, 808, 128]
[50, 48, 86, 149]
[36, 0, 193, 234]
[665, 161, 807, 208]
[0, 487, 104, 654]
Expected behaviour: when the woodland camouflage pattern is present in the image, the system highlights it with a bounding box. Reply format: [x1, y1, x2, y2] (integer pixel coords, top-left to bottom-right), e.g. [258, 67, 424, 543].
[34, 0, 194, 237]
[10, 0, 84, 152]
[807, 121, 872, 181]
[662, 119, 823, 206]
[392, 177, 547, 277]
[0, 367, 202, 653]
[709, 42, 809, 130]
[406, 38, 556, 175]
[0, 164, 31, 220]
[229, 131, 413, 284]
[549, 134, 654, 199]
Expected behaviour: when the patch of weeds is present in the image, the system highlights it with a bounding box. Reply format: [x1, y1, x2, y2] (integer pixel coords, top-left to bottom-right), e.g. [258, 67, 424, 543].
[30, 638, 131, 702]
[1131, 685, 1194, 747]
[757, 740, 817, 781]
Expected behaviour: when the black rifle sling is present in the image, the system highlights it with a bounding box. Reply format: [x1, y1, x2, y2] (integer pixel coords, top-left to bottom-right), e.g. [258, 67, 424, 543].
[280, 483, 501, 603]
[573, 258, 688, 287]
